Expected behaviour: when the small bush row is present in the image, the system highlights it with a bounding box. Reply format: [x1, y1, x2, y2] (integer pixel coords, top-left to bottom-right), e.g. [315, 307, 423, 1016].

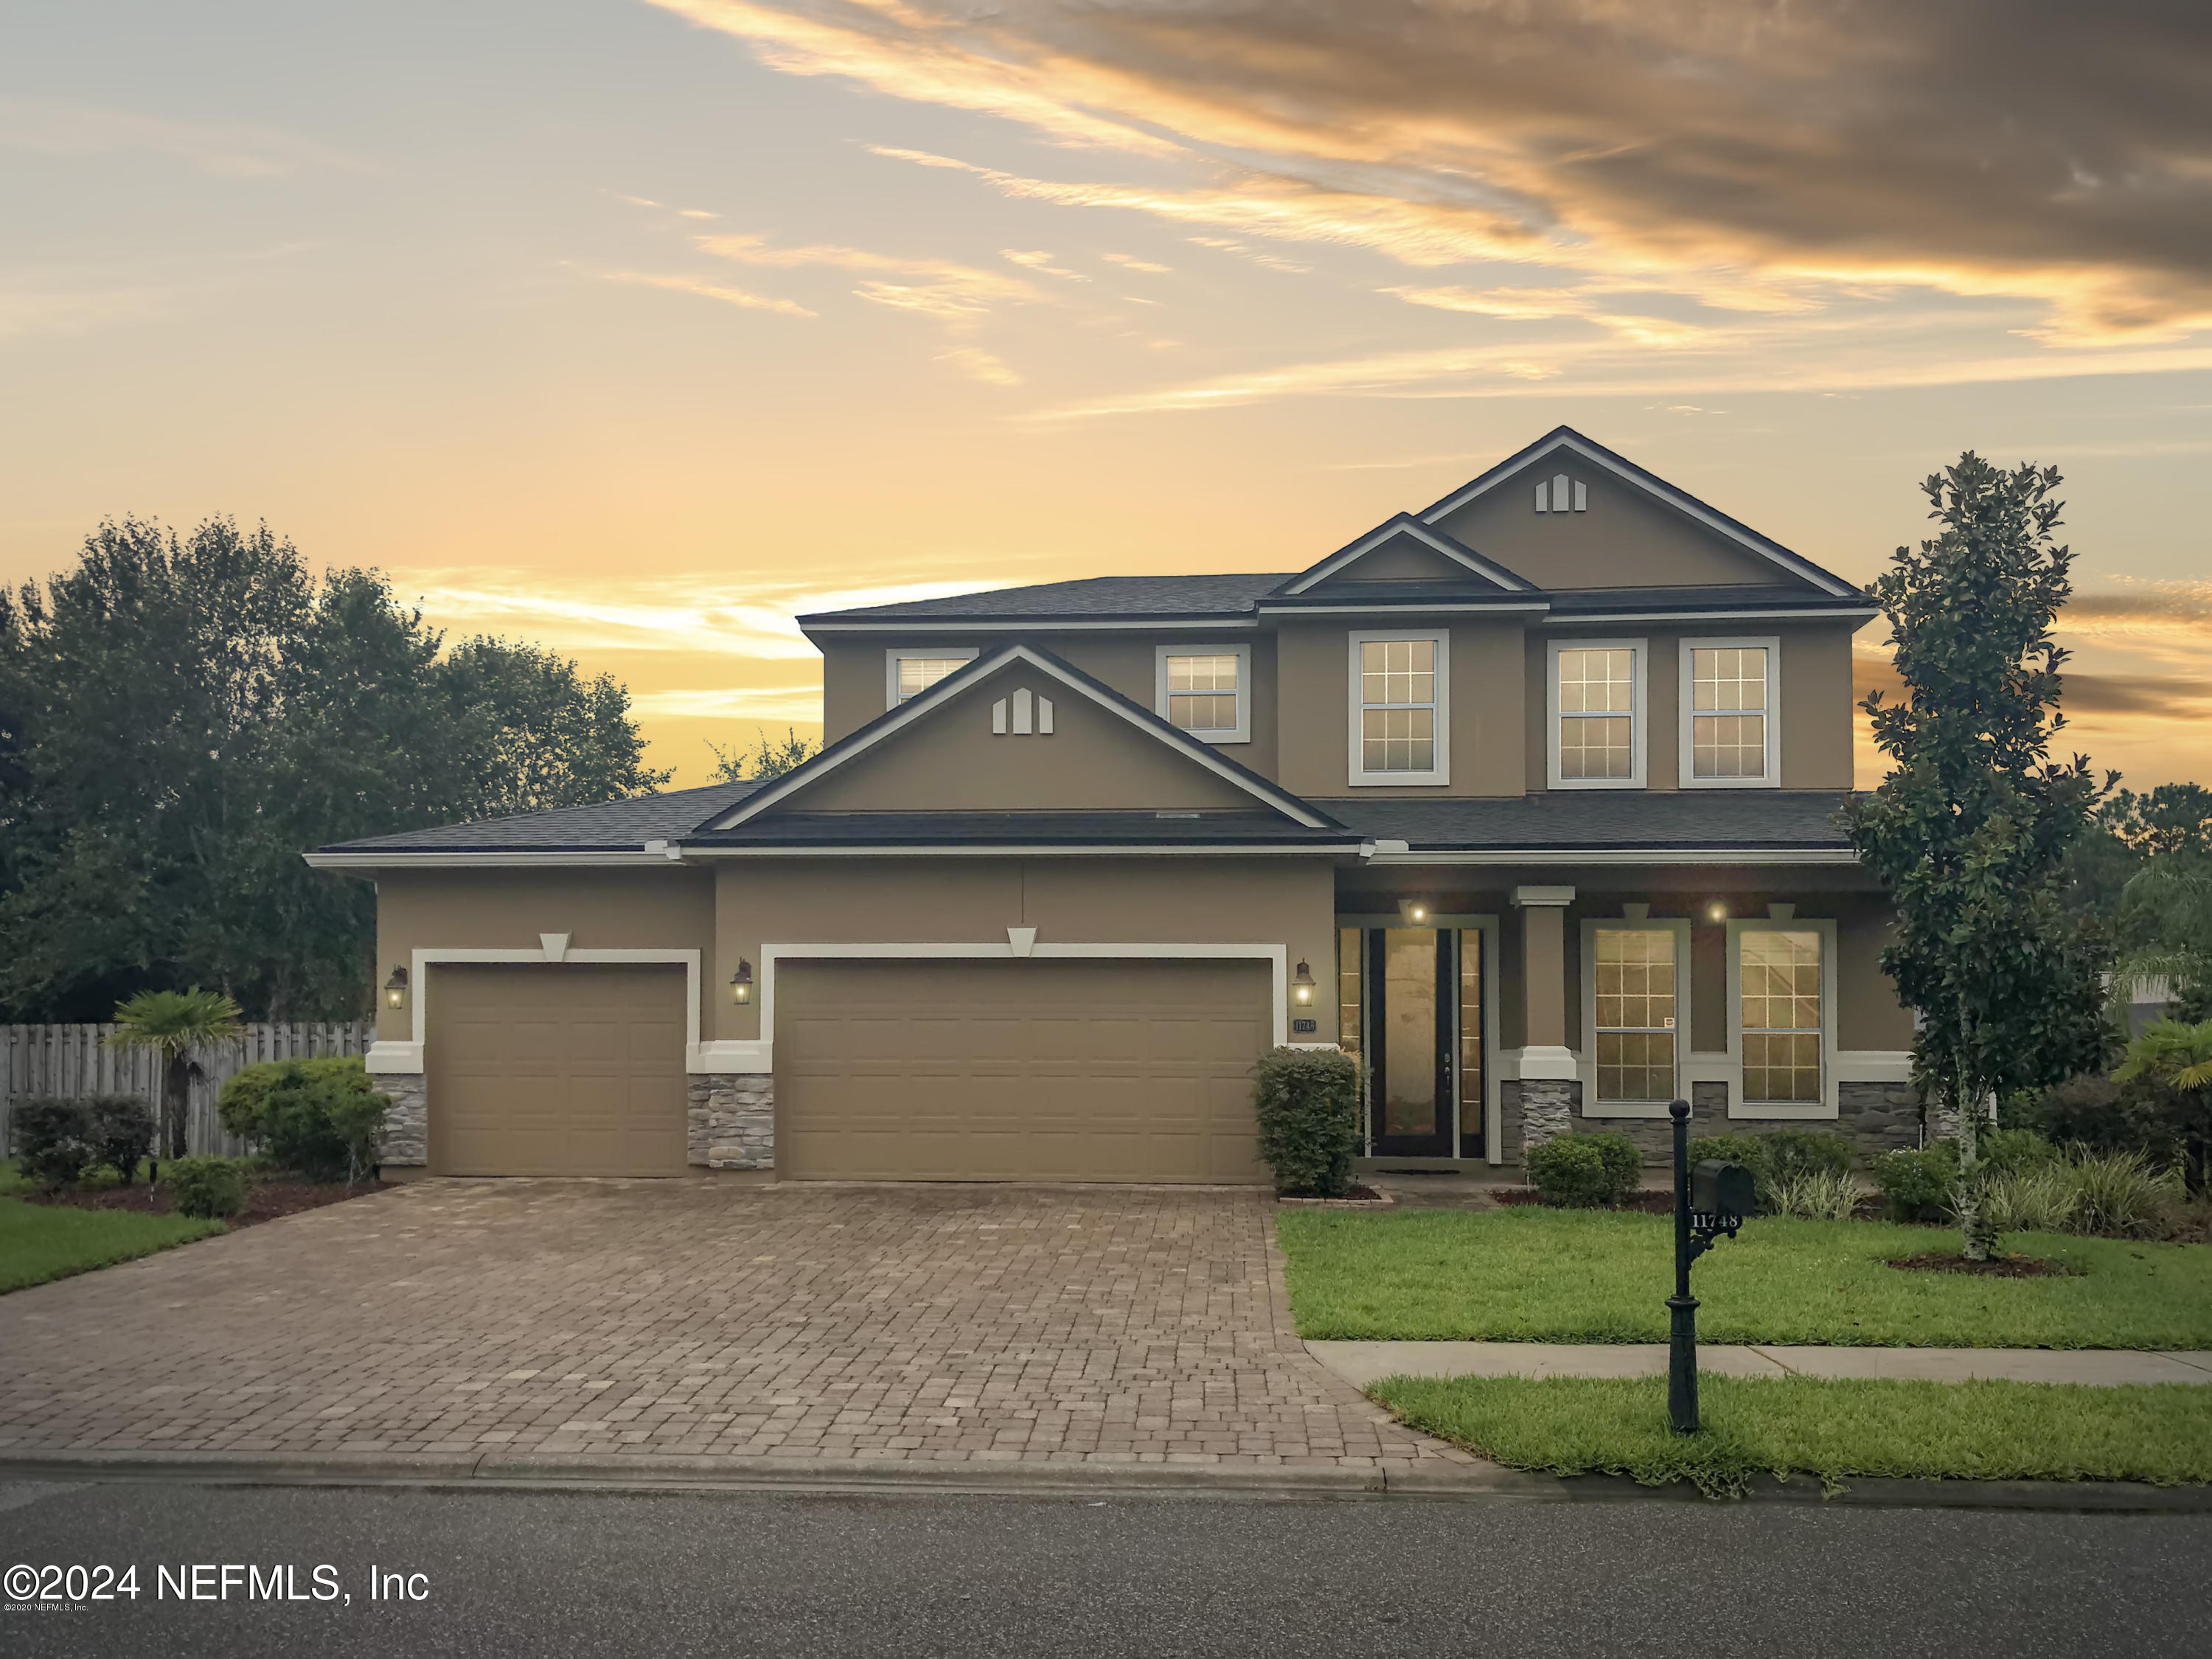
[1872, 1134, 2183, 1237]
[10, 1096, 157, 1192]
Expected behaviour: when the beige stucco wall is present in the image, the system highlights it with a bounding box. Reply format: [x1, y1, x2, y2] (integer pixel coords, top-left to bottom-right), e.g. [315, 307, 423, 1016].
[1432, 461, 1791, 590]
[1276, 616, 1528, 801]
[1523, 622, 1860, 792]
[371, 868, 715, 1044]
[710, 855, 1340, 1045]
[785, 664, 1261, 814]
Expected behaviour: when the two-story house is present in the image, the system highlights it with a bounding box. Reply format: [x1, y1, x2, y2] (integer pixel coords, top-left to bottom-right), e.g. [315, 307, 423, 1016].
[310, 426, 1916, 1183]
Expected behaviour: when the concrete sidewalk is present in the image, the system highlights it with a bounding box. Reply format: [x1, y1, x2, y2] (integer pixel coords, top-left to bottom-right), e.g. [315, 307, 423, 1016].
[1306, 1340, 2212, 1389]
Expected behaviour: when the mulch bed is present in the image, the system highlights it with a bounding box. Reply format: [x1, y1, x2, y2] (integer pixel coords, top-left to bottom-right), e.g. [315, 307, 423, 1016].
[23, 1175, 385, 1228]
[1886, 1251, 2081, 1279]
[1494, 1187, 1674, 1214]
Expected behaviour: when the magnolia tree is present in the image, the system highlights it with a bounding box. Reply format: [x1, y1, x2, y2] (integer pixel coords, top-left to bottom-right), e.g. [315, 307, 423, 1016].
[1846, 455, 2112, 1260]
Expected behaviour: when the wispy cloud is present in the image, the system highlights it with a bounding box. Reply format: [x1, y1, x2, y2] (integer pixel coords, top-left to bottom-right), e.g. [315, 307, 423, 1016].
[1104, 253, 1171, 274]
[937, 345, 1022, 385]
[602, 268, 816, 316]
[0, 96, 369, 179]
[630, 685, 827, 720]
[1001, 248, 1087, 280]
[695, 231, 1037, 319]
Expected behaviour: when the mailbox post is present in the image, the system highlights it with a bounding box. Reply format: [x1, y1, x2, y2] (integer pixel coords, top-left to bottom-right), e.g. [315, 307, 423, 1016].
[1666, 1098, 1756, 1434]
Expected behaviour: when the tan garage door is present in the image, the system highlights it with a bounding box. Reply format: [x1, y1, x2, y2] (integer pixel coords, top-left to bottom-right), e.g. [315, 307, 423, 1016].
[777, 959, 1270, 1183]
[426, 964, 687, 1176]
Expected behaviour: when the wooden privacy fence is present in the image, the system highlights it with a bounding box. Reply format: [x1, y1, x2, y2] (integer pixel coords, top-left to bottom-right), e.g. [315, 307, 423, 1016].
[0, 1022, 373, 1158]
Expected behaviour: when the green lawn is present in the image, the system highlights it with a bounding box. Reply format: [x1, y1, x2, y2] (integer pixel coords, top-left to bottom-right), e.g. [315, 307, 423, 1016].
[1276, 1208, 2212, 1349]
[1371, 1373, 2212, 1495]
[0, 1195, 223, 1293]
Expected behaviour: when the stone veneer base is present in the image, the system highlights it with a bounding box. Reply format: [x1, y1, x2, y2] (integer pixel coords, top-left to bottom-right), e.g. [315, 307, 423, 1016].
[1504, 1077, 1924, 1165]
[375, 1073, 428, 1168]
[687, 1074, 775, 1171]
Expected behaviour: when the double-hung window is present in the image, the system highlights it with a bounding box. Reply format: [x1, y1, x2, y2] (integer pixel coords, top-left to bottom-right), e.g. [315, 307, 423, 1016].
[1680, 638, 1779, 786]
[1589, 925, 1679, 1108]
[1735, 925, 1828, 1112]
[884, 648, 977, 709]
[1155, 644, 1251, 742]
[1349, 630, 1449, 785]
[1549, 640, 1644, 787]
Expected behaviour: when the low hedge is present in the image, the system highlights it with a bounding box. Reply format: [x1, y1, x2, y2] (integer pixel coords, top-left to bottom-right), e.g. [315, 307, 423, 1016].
[1253, 1046, 1360, 1197]
[161, 1155, 248, 1220]
[1526, 1132, 1643, 1207]
[218, 1056, 389, 1184]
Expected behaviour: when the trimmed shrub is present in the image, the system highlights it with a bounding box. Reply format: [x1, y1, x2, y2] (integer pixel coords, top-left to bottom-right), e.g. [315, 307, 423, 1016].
[2025, 1073, 2178, 1161]
[1253, 1046, 1360, 1197]
[218, 1057, 389, 1184]
[162, 1155, 248, 1220]
[1686, 1133, 1772, 1201]
[1874, 1143, 1959, 1223]
[11, 1097, 93, 1191]
[85, 1095, 156, 1183]
[1768, 1168, 1863, 1221]
[1527, 1132, 1643, 1208]
[1759, 1129, 1854, 1186]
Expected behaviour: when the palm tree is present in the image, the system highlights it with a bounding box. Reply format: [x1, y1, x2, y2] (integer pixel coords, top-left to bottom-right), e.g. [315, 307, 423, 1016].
[108, 988, 245, 1159]
[2114, 1017, 2212, 1194]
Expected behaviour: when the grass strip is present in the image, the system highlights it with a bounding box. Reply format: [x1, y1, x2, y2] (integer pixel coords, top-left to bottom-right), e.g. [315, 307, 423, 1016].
[0, 1196, 224, 1293]
[1371, 1372, 2212, 1496]
[1277, 1208, 2212, 1348]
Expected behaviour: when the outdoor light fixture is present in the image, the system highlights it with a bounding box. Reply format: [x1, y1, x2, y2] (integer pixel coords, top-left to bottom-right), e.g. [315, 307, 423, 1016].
[1291, 960, 1316, 1006]
[1705, 899, 1729, 922]
[383, 966, 408, 1012]
[730, 959, 754, 1005]
[1398, 898, 1434, 927]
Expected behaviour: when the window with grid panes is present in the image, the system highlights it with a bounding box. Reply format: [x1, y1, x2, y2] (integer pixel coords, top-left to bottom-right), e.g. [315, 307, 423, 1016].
[1360, 639, 1436, 773]
[1557, 647, 1636, 780]
[1593, 928, 1676, 1103]
[1337, 927, 1363, 1060]
[1164, 653, 1240, 734]
[894, 655, 970, 703]
[1740, 929, 1823, 1103]
[1691, 646, 1769, 779]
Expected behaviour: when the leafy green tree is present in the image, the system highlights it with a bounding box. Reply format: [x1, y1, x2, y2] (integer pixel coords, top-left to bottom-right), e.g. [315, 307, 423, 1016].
[0, 517, 671, 1022]
[1846, 454, 2114, 1259]
[107, 987, 244, 1159]
[707, 726, 821, 782]
[2113, 1018, 2212, 1193]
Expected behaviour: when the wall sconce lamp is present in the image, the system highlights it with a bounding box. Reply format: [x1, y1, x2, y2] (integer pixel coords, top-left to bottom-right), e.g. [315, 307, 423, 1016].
[1399, 899, 1434, 928]
[730, 959, 754, 1005]
[383, 966, 409, 1012]
[1292, 959, 1316, 1006]
[1705, 899, 1730, 923]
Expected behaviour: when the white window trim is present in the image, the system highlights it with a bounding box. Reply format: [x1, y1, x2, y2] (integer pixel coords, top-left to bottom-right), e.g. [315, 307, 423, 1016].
[1155, 643, 1252, 744]
[1678, 636, 1781, 790]
[1346, 628, 1450, 787]
[883, 646, 978, 711]
[1727, 917, 1839, 1119]
[1577, 916, 1690, 1119]
[1548, 638, 1646, 790]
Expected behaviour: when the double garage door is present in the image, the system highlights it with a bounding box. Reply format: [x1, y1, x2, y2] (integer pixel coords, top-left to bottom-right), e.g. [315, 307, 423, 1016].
[424, 958, 1270, 1183]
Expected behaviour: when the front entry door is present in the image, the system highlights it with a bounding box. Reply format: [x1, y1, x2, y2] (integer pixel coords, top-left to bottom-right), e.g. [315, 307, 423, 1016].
[1369, 928, 1453, 1157]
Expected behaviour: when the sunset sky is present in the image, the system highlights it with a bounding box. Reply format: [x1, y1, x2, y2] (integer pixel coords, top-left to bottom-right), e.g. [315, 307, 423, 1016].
[4, 1, 2209, 789]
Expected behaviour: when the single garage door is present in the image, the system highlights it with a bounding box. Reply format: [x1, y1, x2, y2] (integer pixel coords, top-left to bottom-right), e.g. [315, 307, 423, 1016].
[425, 963, 688, 1176]
[776, 958, 1270, 1183]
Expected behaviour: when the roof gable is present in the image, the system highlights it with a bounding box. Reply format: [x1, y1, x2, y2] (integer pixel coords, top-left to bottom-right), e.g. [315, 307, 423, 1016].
[1278, 513, 1531, 596]
[700, 644, 1338, 831]
[1418, 427, 1857, 597]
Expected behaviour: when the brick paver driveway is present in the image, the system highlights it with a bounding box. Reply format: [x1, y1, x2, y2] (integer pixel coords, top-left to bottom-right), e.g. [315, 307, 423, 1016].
[0, 1180, 1465, 1474]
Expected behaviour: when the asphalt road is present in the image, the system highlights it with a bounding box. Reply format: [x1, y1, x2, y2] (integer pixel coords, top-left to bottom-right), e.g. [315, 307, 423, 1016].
[1, 1480, 2206, 1658]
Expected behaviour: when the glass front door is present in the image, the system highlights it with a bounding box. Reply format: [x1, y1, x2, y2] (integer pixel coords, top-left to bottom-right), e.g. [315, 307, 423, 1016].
[1342, 925, 1484, 1159]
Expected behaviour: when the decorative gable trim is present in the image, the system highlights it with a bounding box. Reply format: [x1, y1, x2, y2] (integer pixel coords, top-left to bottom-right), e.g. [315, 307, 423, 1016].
[1277, 512, 1533, 596]
[697, 643, 1339, 832]
[1417, 426, 1858, 597]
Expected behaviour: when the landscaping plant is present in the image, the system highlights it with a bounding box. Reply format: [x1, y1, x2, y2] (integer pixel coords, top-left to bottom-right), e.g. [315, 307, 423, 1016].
[218, 1056, 390, 1185]
[1251, 1046, 1361, 1197]
[1846, 454, 2115, 1259]
[84, 1095, 156, 1183]
[1980, 1164, 2081, 1234]
[10, 1097, 94, 1192]
[160, 1155, 248, 1220]
[2070, 1149, 2183, 1239]
[2113, 1017, 2212, 1193]
[1526, 1132, 1642, 1207]
[106, 987, 244, 1159]
[1767, 1168, 1863, 1222]
[1874, 1144, 1960, 1223]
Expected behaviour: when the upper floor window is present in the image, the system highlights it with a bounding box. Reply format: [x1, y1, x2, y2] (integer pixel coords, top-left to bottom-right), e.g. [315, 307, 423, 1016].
[1549, 640, 1644, 788]
[885, 648, 977, 709]
[1155, 644, 1251, 742]
[1680, 638, 1779, 787]
[1348, 630, 1450, 785]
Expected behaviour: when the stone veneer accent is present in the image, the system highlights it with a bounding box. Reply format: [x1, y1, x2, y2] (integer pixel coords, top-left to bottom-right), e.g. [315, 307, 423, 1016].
[375, 1073, 428, 1168]
[1513, 1076, 1925, 1165]
[688, 1074, 775, 1170]
[1515, 1079, 1575, 1154]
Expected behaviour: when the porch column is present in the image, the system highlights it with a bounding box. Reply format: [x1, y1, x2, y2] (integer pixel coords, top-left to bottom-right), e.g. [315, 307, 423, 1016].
[1512, 885, 1577, 1153]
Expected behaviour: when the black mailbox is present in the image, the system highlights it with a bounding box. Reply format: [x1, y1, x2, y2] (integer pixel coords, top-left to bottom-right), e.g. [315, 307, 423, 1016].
[1690, 1159, 1758, 1220]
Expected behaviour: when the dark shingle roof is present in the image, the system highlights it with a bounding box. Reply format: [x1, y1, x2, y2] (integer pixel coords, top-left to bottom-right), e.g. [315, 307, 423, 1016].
[687, 811, 1356, 848]
[1545, 585, 1872, 615]
[800, 574, 1290, 623]
[1325, 791, 1854, 851]
[317, 780, 764, 854]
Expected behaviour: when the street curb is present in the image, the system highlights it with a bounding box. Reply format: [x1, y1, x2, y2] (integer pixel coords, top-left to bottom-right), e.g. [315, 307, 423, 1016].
[1, 1447, 2205, 1510]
